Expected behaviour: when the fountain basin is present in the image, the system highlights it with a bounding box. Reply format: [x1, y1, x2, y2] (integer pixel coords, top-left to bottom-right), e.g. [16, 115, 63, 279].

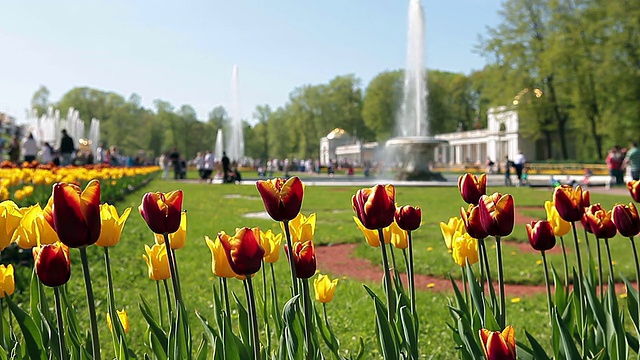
[385, 136, 448, 181]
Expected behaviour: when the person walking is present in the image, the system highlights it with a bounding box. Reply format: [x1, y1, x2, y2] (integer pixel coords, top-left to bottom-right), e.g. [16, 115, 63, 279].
[504, 155, 513, 186]
[39, 142, 54, 164]
[159, 151, 170, 180]
[8, 136, 20, 164]
[21, 133, 39, 163]
[513, 150, 526, 187]
[606, 145, 624, 185]
[169, 148, 181, 180]
[203, 150, 214, 183]
[60, 130, 75, 166]
[221, 151, 230, 183]
[195, 152, 205, 182]
[624, 141, 640, 181]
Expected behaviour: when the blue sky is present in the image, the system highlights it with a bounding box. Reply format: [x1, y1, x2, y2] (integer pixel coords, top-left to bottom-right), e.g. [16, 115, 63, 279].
[0, 1, 503, 124]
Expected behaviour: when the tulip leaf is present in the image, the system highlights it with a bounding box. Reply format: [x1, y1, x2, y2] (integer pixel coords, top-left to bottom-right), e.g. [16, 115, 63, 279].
[282, 295, 303, 360]
[148, 327, 168, 360]
[620, 274, 640, 334]
[363, 285, 399, 360]
[515, 339, 535, 360]
[399, 305, 418, 360]
[5, 295, 45, 360]
[448, 275, 470, 319]
[464, 264, 486, 328]
[232, 292, 251, 346]
[195, 334, 208, 360]
[313, 308, 340, 356]
[551, 265, 567, 312]
[139, 296, 168, 355]
[270, 285, 283, 334]
[553, 306, 581, 360]
[524, 330, 551, 360]
[195, 311, 219, 348]
[625, 331, 639, 354]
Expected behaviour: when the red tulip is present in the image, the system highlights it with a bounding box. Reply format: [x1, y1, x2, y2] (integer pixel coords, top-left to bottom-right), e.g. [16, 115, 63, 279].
[581, 203, 604, 234]
[352, 184, 396, 230]
[479, 326, 516, 360]
[581, 189, 591, 208]
[458, 173, 487, 205]
[218, 227, 265, 276]
[553, 185, 585, 222]
[139, 190, 183, 234]
[52, 180, 101, 248]
[526, 221, 556, 251]
[478, 193, 515, 237]
[460, 204, 489, 239]
[285, 240, 316, 279]
[256, 177, 304, 222]
[394, 205, 422, 231]
[33, 242, 71, 287]
[628, 180, 640, 203]
[612, 203, 640, 237]
[585, 205, 617, 239]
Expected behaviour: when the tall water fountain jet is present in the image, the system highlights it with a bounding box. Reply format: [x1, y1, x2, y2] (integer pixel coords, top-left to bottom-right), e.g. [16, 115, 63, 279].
[385, 0, 447, 180]
[214, 128, 224, 162]
[228, 65, 244, 163]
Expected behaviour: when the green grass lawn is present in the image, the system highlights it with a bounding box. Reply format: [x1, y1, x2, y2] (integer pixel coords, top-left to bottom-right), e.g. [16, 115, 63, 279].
[18, 179, 636, 358]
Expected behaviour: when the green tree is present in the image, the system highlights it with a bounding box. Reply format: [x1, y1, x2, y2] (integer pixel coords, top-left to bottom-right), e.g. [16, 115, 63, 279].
[362, 70, 403, 142]
[30, 85, 51, 116]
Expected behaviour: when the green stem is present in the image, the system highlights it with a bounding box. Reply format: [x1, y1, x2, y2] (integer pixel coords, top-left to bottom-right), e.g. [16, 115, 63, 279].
[245, 277, 261, 360]
[162, 233, 182, 305]
[560, 236, 569, 291]
[583, 227, 592, 274]
[629, 236, 640, 336]
[570, 221, 585, 357]
[478, 236, 485, 290]
[79, 247, 101, 360]
[104, 247, 123, 358]
[270, 263, 280, 312]
[479, 238, 495, 312]
[322, 303, 329, 326]
[407, 230, 417, 317]
[541, 251, 553, 325]
[301, 279, 314, 358]
[156, 281, 164, 328]
[262, 261, 271, 354]
[495, 236, 506, 327]
[54, 287, 67, 360]
[170, 247, 183, 296]
[461, 266, 468, 306]
[596, 238, 603, 298]
[378, 228, 395, 323]
[282, 220, 299, 296]
[389, 244, 403, 290]
[604, 239, 614, 282]
[162, 279, 173, 321]
[222, 278, 231, 326]
[571, 222, 584, 286]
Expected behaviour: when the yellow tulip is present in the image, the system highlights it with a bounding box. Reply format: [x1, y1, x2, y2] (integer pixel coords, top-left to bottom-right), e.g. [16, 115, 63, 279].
[107, 309, 129, 333]
[544, 201, 571, 237]
[0, 265, 15, 298]
[12, 205, 41, 249]
[143, 244, 171, 281]
[451, 233, 479, 267]
[390, 221, 408, 249]
[314, 274, 338, 303]
[440, 217, 466, 251]
[0, 201, 22, 251]
[259, 230, 282, 263]
[282, 212, 316, 243]
[204, 235, 241, 279]
[155, 211, 187, 249]
[353, 216, 391, 247]
[35, 214, 60, 246]
[96, 204, 131, 247]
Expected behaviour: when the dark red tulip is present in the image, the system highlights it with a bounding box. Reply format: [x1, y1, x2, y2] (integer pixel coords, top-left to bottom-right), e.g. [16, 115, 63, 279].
[352, 184, 396, 230]
[395, 205, 422, 231]
[458, 173, 487, 205]
[52, 180, 101, 248]
[33, 243, 71, 287]
[139, 190, 183, 234]
[526, 221, 556, 251]
[552, 185, 584, 222]
[460, 204, 489, 239]
[628, 180, 640, 203]
[612, 203, 640, 237]
[256, 177, 304, 222]
[581, 203, 604, 234]
[218, 227, 265, 276]
[480, 326, 516, 360]
[285, 240, 316, 279]
[585, 205, 617, 239]
[478, 193, 515, 237]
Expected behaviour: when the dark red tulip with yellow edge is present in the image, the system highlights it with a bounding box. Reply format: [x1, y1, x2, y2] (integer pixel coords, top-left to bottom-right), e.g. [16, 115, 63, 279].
[585, 205, 617, 239]
[458, 173, 487, 205]
[581, 189, 591, 208]
[285, 240, 316, 279]
[526, 220, 556, 251]
[581, 203, 603, 234]
[33, 242, 71, 287]
[352, 184, 396, 230]
[139, 190, 183, 234]
[218, 227, 265, 276]
[52, 180, 101, 248]
[478, 193, 515, 237]
[628, 180, 640, 203]
[394, 205, 422, 231]
[479, 326, 516, 360]
[460, 204, 489, 239]
[612, 203, 640, 237]
[256, 177, 304, 222]
[553, 185, 585, 222]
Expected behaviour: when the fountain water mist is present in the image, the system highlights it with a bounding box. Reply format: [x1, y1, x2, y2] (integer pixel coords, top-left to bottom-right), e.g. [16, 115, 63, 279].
[385, 0, 447, 181]
[214, 128, 224, 162]
[228, 65, 244, 163]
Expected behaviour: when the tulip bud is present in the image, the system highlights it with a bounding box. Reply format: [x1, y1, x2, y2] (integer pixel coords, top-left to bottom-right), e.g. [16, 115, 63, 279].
[581, 203, 603, 234]
[143, 243, 171, 281]
[389, 221, 408, 249]
[52, 180, 102, 248]
[352, 184, 396, 230]
[478, 193, 515, 237]
[479, 326, 516, 360]
[553, 185, 584, 222]
[0, 265, 15, 298]
[256, 177, 304, 221]
[204, 235, 239, 279]
[218, 228, 265, 276]
[628, 180, 640, 203]
[460, 205, 488, 239]
[612, 203, 640, 237]
[451, 233, 479, 267]
[33, 242, 71, 287]
[0, 201, 21, 251]
[544, 201, 571, 237]
[96, 204, 131, 247]
[458, 173, 487, 205]
[314, 274, 338, 303]
[526, 221, 556, 251]
[440, 217, 465, 251]
[394, 205, 422, 231]
[258, 230, 282, 263]
[286, 240, 316, 279]
[139, 190, 183, 234]
[107, 309, 129, 334]
[585, 205, 617, 239]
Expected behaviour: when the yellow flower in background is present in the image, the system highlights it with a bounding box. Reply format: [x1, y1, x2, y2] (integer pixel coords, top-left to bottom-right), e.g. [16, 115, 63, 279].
[544, 201, 571, 237]
[107, 309, 130, 333]
[440, 216, 465, 251]
[96, 204, 132, 247]
[314, 274, 338, 303]
[155, 211, 187, 249]
[13, 190, 25, 201]
[353, 216, 391, 247]
[451, 233, 478, 267]
[282, 212, 316, 243]
[390, 220, 408, 249]
[0, 201, 22, 251]
[143, 243, 171, 281]
[0, 265, 15, 298]
[259, 229, 282, 263]
[204, 235, 240, 279]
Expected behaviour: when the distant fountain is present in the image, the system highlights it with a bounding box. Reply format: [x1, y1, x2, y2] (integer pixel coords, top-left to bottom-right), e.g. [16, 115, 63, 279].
[385, 0, 447, 181]
[28, 106, 100, 152]
[227, 65, 244, 163]
[214, 128, 224, 162]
